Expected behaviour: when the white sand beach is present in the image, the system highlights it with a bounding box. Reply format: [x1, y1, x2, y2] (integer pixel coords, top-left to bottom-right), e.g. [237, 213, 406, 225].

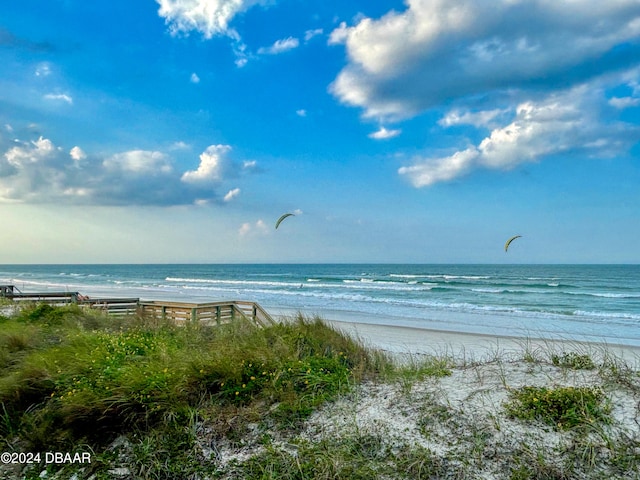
[322, 318, 640, 364]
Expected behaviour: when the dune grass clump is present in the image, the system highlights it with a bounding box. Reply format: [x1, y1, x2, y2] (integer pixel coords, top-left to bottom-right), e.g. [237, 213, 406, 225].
[504, 385, 611, 431]
[551, 351, 596, 370]
[231, 432, 453, 480]
[0, 307, 385, 459]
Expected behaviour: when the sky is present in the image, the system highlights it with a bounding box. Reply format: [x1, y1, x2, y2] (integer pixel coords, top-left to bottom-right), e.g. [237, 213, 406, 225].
[1, 0, 639, 264]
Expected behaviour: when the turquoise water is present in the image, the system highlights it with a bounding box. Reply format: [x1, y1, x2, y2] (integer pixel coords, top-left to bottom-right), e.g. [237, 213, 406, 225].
[1, 264, 639, 346]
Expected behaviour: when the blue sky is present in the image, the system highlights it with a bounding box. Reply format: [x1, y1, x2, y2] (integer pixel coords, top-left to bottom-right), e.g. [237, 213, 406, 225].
[1, 0, 639, 263]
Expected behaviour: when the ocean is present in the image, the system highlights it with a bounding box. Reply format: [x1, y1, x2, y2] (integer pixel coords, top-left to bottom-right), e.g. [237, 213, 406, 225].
[1, 264, 639, 347]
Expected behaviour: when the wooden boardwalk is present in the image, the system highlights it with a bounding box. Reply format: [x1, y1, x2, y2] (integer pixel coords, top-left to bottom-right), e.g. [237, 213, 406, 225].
[0, 285, 274, 327]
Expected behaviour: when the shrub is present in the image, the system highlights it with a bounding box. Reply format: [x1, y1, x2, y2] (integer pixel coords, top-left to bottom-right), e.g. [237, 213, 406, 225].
[504, 385, 611, 430]
[551, 352, 596, 370]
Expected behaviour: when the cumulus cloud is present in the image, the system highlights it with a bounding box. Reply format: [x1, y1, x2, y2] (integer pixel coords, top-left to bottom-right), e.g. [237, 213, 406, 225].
[368, 126, 401, 140]
[4, 137, 58, 166]
[190, 72, 200, 83]
[399, 87, 638, 187]
[329, 0, 640, 119]
[258, 37, 299, 55]
[0, 137, 258, 205]
[155, 0, 265, 39]
[1, 137, 66, 201]
[296, 109, 307, 117]
[69, 146, 86, 162]
[181, 144, 231, 183]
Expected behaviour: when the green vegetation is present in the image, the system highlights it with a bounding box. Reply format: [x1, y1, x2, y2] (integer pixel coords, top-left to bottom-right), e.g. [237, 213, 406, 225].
[551, 351, 596, 370]
[0, 304, 639, 479]
[0, 304, 390, 478]
[504, 385, 611, 430]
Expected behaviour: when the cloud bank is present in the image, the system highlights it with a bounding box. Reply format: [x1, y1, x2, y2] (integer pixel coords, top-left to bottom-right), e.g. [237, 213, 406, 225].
[329, 0, 640, 119]
[399, 87, 639, 186]
[328, 0, 640, 185]
[0, 137, 257, 206]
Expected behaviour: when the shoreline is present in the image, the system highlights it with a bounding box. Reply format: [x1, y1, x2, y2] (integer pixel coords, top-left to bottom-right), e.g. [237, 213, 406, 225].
[272, 308, 640, 363]
[326, 319, 640, 362]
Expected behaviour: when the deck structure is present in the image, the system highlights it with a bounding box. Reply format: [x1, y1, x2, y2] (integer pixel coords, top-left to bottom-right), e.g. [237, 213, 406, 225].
[0, 285, 274, 327]
[138, 300, 274, 327]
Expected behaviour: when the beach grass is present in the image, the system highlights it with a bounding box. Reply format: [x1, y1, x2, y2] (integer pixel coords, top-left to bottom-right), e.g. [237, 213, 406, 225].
[0, 304, 639, 479]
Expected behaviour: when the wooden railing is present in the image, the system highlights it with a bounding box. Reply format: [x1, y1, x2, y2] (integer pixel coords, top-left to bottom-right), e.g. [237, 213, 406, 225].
[234, 300, 275, 327]
[79, 297, 141, 316]
[1, 284, 274, 327]
[1, 285, 81, 304]
[137, 300, 274, 327]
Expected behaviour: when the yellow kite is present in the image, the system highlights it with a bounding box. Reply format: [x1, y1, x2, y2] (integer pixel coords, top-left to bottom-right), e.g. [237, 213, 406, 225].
[504, 235, 522, 252]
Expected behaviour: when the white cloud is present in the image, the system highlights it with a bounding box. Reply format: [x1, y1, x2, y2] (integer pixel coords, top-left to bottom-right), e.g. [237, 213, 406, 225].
[44, 93, 73, 105]
[69, 146, 86, 161]
[1, 137, 67, 201]
[239, 219, 268, 236]
[181, 144, 232, 183]
[328, 21, 348, 45]
[399, 148, 478, 187]
[35, 62, 51, 77]
[438, 109, 507, 128]
[399, 87, 638, 187]
[329, 0, 640, 119]
[368, 126, 401, 140]
[156, 0, 264, 39]
[304, 28, 323, 42]
[609, 96, 640, 109]
[0, 133, 259, 206]
[223, 187, 240, 202]
[62, 187, 91, 197]
[190, 72, 200, 83]
[242, 160, 258, 172]
[238, 222, 252, 236]
[4, 137, 58, 167]
[296, 109, 307, 117]
[258, 37, 299, 55]
[170, 141, 190, 150]
[103, 150, 172, 174]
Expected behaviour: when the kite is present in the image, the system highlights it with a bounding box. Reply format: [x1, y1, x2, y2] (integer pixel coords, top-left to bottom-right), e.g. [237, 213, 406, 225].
[504, 235, 522, 252]
[275, 213, 295, 229]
